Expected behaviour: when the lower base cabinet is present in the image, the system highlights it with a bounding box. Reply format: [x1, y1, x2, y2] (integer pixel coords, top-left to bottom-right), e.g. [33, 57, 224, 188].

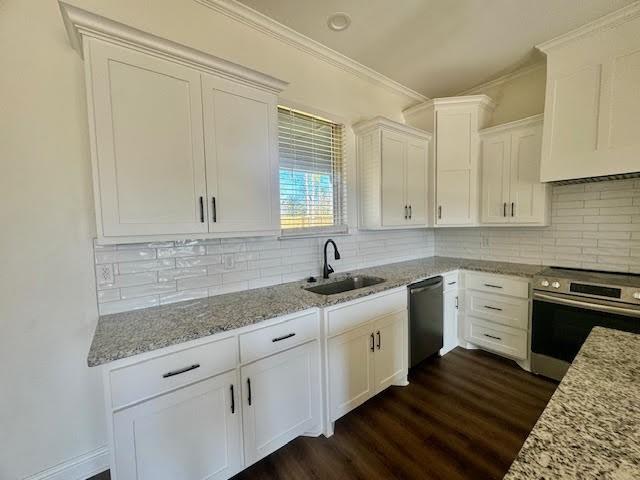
[112, 370, 242, 480]
[241, 341, 321, 466]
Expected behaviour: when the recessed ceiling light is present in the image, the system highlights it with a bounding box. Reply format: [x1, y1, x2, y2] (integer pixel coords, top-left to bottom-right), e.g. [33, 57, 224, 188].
[327, 12, 351, 32]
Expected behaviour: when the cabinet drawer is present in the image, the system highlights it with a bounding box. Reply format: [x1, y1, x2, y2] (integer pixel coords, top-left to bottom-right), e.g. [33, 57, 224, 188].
[466, 316, 527, 360]
[443, 271, 459, 291]
[239, 311, 319, 364]
[326, 289, 407, 337]
[110, 336, 237, 409]
[465, 271, 529, 299]
[465, 291, 529, 330]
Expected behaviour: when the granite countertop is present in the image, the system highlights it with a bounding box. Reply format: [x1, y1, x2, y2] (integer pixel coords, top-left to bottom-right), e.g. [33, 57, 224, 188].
[88, 256, 542, 366]
[504, 327, 640, 480]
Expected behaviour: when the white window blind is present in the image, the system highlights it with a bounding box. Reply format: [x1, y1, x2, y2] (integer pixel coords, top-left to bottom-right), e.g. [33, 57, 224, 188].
[278, 106, 346, 233]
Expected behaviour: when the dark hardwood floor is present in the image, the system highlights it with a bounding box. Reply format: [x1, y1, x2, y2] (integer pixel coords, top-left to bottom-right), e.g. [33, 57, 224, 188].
[90, 347, 557, 480]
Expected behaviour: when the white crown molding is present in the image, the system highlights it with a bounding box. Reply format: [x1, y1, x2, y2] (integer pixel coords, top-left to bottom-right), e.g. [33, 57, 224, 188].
[537, 1, 640, 53]
[456, 62, 546, 96]
[352, 116, 432, 139]
[402, 94, 496, 119]
[24, 446, 109, 480]
[193, 0, 428, 103]
[479, 113, 544, 136]
[58, 1, 288, 94]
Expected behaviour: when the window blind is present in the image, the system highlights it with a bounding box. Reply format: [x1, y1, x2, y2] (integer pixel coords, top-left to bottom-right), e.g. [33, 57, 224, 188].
[278, 106, 346, 232]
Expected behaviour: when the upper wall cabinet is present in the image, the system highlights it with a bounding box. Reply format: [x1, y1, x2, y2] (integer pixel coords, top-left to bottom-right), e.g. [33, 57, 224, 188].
[354, 117, 431, 229]
[404, 96, 495, 227]
[537, 4, 640, 182]
[479, 115, 550, 225]
[60, 3, 287, 242]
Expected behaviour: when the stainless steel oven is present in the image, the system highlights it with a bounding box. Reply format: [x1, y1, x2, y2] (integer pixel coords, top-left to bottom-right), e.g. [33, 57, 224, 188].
[531, 267, 640, 380]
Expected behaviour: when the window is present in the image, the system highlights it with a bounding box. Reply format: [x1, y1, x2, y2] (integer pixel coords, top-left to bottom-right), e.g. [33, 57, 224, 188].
[278, 106, 346, 233]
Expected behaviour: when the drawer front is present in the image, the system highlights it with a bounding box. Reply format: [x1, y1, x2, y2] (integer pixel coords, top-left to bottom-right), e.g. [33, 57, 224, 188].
[465, 271, 529, 299]
[466, 291, 529, 330]
[443, 271, 459, 292]
[466, 316, 527, 360]
[110, 336, 237, 409]
[327, 289, 407, 337]
[240, 311, 320, 364]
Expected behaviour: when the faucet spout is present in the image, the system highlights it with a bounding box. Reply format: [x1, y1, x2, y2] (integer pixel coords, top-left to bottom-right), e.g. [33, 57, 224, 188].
[323, 239, 341, 279]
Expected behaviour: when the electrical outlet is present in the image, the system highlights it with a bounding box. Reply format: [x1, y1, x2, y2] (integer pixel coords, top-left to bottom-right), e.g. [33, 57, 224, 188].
[97, 264, 114, 286]
[223, 254, 235, 270]
[481, 237, 490, 248]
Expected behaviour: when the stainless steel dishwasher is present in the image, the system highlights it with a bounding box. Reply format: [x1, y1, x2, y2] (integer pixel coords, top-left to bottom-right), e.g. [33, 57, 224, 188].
[408, 276, 443, 368]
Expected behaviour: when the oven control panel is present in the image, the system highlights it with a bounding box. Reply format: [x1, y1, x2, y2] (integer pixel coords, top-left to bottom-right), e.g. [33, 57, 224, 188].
[534, 276, 640, 305]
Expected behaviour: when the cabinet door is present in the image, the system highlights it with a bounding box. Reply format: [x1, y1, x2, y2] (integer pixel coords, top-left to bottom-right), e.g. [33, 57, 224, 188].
[441, 289, 458, 356]
[241, 342, 321, 466]
[373, 311, 406, 394]
[405, 138, 428, 225]
[112, 370, 242, 480]
[509, 125, 546, 223]
[89, 40, 208, 237]
[328, 323, 375, 421]
[480, 133, 510, 224]
[202, 75, 279, 234]
[380, 130, 407, 226]
[436, 110, 474, 225]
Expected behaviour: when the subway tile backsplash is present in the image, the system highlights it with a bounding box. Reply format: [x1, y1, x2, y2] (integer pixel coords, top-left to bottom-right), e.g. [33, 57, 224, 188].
[95, 229, 435, 314]
[436, 179, 640, 272]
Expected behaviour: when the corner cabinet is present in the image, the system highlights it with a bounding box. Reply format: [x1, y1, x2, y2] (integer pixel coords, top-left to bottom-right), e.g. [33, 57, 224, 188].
[354, 117, 431, 229]
[536, 4, 640, 182]
[479, 115, 550, 225]
[61, 4, 286, 242]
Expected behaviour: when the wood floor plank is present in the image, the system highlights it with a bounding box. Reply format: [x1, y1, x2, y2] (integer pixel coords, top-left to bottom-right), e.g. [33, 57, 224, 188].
[89, 347, 557, 480]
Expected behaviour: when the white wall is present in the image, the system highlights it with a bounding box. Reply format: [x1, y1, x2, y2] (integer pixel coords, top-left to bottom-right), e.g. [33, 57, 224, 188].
[0, 0, 421, 478]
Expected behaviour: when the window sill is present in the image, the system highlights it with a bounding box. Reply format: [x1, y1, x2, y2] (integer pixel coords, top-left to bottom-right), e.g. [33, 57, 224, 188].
[278, 226, 350, 240]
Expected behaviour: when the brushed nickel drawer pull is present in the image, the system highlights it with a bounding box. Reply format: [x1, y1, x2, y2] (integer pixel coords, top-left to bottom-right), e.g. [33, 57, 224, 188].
[162, 363, 200, 378]
[484, 305, 503, 311]
[483, 333, 502, 341]
[272, 332, 296, 342]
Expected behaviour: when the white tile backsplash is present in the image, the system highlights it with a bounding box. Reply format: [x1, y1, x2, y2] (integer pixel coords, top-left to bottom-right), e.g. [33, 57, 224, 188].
[95, 229, 435, 314]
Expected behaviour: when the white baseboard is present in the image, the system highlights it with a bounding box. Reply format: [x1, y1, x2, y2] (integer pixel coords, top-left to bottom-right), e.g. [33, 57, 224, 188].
[24, 446, 109, 480]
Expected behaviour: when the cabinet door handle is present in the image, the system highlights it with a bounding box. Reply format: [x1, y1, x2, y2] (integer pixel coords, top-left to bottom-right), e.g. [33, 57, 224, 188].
[376, 330, 381, 350]
[404, 205, 408, 219]
[511, 202, 515, 217]
[199, 197, 204, 223]
[447, 281, 457, 286]
[272, 332, 295, 342]
[230, 384, 235, 414]
[438, 206, 442, 219]
[247, 378, 252, 406]
[483, 283, 503, 289]
[484, 305, 503, 311]
[503, 202, 507, 217]
[370, 333, 375, 352]
[483, 333, 502, 341]
[455, 296, 459, 309]
[212, 197, 217, 223]
[162, 363, 200, 378]
[409, 205, 412, 219]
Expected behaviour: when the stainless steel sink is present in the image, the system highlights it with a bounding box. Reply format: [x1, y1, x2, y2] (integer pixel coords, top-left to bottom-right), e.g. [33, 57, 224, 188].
[304, 276, 385, 295]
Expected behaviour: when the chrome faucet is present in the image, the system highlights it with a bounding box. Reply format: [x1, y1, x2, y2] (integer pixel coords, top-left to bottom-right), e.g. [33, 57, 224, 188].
[322, 239, 341, 279]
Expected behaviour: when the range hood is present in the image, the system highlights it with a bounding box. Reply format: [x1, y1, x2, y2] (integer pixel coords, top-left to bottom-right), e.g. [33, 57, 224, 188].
[550, 172, 640, 186]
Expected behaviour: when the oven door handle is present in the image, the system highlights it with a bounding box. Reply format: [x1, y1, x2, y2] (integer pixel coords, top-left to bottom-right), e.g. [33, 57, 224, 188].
[533, 292, 640, 318]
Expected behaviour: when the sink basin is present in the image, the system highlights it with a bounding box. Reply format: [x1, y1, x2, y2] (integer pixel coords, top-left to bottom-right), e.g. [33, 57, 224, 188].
[304, 276, 385, 295]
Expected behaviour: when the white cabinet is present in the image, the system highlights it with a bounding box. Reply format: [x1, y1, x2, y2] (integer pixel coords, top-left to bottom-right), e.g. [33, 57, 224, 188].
[403, 96, 495, 227]
[325, 288, 408, 424]
[480, 115, 550, 225]
[241, 341, 321, 466]
[63, 7, 287, 242]
[537, 4, 640, 181]
[112, 370, 242, 480]
[441, 271, 459, 356]
[202, 75, 280, 234]
[354, 117, 431, 229]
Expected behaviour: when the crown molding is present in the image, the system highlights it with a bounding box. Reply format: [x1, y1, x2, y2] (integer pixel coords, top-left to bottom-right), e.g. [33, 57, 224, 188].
[193, 0, 428, 103]
[456, 62, 546, 96]
[402, 94, 496, 119]
[537, 1, 640, 53]
[479, 113, 544, 136]
[352, 116, 432, 139]
[58, 1, 288, 94]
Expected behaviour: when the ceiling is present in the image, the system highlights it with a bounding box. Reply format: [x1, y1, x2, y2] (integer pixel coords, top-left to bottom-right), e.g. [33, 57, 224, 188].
[236, 0, 635, 98]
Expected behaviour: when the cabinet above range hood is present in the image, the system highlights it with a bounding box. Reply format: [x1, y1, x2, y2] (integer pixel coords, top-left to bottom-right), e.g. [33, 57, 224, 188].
[536, 2, 640, 184]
